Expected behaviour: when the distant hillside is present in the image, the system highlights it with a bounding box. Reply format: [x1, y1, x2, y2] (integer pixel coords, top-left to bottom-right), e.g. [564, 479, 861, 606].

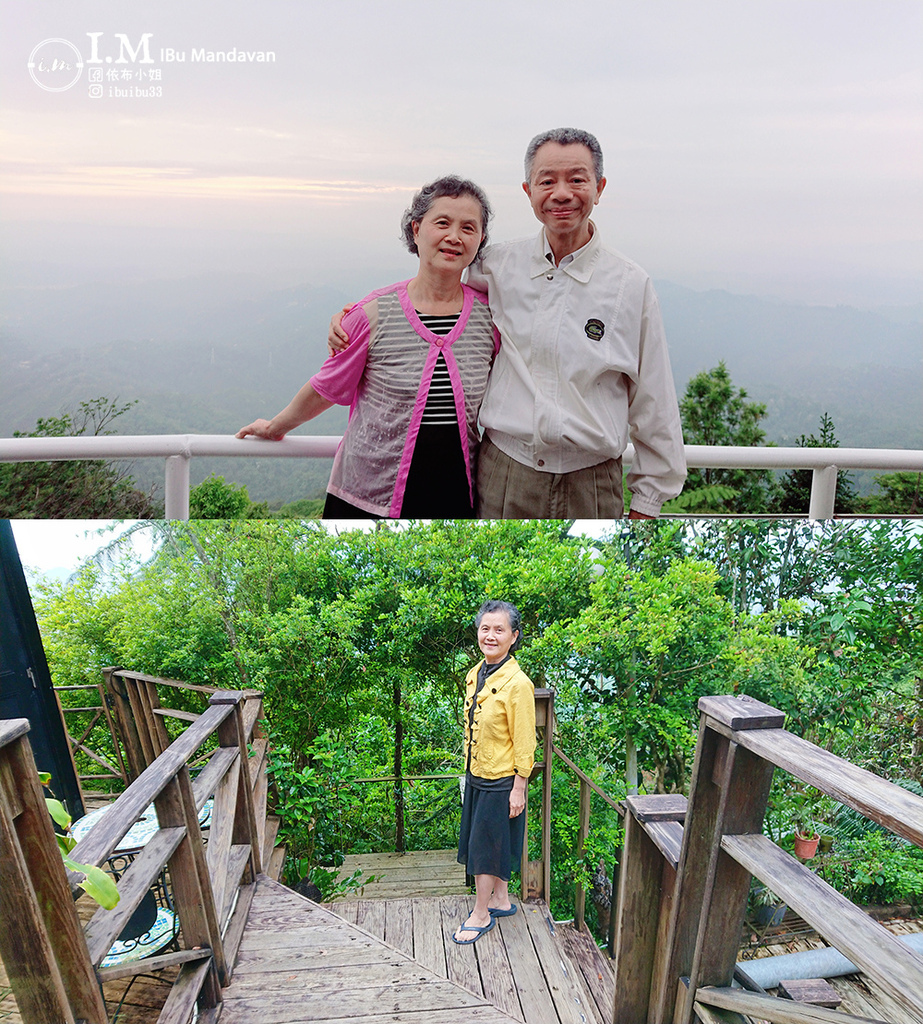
[657, 282, 922, 449]
[1, 272, 919, 506]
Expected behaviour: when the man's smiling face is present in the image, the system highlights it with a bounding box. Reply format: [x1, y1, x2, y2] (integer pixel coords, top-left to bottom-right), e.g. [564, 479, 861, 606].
[523, 141, 606, 245]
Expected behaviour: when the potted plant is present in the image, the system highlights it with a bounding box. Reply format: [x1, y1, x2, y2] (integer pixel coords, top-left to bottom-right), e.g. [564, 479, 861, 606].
[749, 882, 787, 928]
[793, 829, 820, 859]
[790, 786, 821, 859]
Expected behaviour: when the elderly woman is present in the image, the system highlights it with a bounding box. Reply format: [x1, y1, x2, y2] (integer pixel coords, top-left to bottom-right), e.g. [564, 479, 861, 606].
[454, 600, 536, 945]
[236, 175, 497, 518]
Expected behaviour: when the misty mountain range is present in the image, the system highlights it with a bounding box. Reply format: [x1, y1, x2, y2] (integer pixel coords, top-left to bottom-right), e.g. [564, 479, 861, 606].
[1, 269, 920, 505]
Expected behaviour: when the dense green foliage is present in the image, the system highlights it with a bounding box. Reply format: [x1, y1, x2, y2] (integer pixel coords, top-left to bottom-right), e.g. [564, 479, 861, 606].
[32, 519, 922, 918]
[777, 412, 858, 514]
[0, 398, 161, 518]
[856, 471, 922, 515]
[678, 362, 783, 513]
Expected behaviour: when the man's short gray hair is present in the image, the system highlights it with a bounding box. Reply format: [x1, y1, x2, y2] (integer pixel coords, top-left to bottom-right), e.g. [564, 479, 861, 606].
[524, 128, 604, 183]
[400, 175, 492, 260]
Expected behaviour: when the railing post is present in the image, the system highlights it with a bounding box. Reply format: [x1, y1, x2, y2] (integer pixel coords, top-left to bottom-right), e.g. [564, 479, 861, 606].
[0, 720, 107, 1024]
[155, 769, 227, 1001]
[541, 689, 554, 901]
[574, 779, 591, 929]
[165, 453, 191, 520]
[524, 689, 554, 901]
[104, 667, 145, 781]
[612, 799, 670, 1024]
[649, 695, 784, 1024]
[809, 465, 838, 518]
[103, 667, 169, 779]
[211, 690, 263, 877]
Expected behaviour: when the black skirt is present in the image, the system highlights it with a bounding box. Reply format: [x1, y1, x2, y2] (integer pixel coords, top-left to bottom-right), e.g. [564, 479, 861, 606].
[457, 774, 526, 880]
[323, 424, 474, 520]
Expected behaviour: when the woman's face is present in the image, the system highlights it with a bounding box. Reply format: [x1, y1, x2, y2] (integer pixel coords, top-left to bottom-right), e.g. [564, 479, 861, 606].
[412, 195, 484, 273]
[477, 610, 519, 665]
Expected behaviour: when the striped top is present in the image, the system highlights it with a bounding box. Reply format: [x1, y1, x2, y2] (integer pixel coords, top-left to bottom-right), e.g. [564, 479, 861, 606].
[309, 281, 498, 517]
[418, 312, 461, 425]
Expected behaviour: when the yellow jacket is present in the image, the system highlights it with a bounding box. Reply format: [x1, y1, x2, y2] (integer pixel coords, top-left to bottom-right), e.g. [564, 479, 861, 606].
[463, 656, 536, 780]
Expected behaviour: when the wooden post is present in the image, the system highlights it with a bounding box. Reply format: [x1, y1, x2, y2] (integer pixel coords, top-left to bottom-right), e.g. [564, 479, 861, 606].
[0, 720, 107, 1024]
[155, 770, 226, 1002]
[526, 688, 554, 901]
[574, 779, 591, 929]
[650, 695, 784, 1024]
[103, 667, 147, 781]
[211, 691, 263, 877]
[611, 795, 686, 1024]
[541, 689, 554, 902]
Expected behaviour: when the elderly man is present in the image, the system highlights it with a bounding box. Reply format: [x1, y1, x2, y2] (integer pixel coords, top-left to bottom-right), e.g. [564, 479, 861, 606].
[469, 127, 685, 519]
[330, 127, 685, 518]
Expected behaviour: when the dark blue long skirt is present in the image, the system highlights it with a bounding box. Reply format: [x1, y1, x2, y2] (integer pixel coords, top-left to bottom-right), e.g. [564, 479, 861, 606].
[457, 775, 526, 880]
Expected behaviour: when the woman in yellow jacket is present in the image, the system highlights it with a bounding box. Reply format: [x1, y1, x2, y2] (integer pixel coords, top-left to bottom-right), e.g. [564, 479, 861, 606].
[454, 600, 536, 945]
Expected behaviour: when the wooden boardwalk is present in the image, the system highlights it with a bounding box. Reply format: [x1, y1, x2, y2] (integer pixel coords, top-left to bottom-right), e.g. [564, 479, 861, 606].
[219, 875, 612, 1024]
[335, 848, 469, 899]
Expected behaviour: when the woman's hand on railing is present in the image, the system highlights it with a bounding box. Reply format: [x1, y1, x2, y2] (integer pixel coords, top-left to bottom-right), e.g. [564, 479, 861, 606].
[235, 419, 287, 441]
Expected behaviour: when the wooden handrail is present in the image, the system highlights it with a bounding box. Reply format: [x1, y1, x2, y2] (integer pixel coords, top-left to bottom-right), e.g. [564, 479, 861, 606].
[732, 727, 923, 845]
[0, 681, 270, 1024]
[611, 694, 923, 1024]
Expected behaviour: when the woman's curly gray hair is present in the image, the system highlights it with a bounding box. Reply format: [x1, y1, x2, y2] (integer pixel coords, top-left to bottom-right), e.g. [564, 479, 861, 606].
[401, 175, 492, 260]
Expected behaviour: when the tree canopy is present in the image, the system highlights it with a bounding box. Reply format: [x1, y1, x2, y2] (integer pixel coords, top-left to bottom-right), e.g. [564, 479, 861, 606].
[33, 518, 920, 912]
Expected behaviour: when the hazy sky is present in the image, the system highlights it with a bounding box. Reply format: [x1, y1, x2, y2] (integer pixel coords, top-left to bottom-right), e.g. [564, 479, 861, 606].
[9, 518, 610, 584]
[2, 0, 921, 306]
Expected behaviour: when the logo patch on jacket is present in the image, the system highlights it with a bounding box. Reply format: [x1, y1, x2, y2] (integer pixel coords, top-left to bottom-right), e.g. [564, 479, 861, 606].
[584, 318, 605, 341]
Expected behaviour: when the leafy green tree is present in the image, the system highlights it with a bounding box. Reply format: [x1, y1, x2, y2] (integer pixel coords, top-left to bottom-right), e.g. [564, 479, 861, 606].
[803, 521, 923, 779]
[0, 397, 160, 518]
[776, 412, 857, 514]
[678, 361, 782, 512]
[689, 519, 922, 775]
[534, 547, 738, 794]
[688, 520, 841, 616]
[189, 474, 269, 519]
[856, 471, 922, 515]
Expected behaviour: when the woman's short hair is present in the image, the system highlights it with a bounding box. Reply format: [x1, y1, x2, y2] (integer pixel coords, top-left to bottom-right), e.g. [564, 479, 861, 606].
[401, 175, 492, 260]
[475, 599, 523, 651]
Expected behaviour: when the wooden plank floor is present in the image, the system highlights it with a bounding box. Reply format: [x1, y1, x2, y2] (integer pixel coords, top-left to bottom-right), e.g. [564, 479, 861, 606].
[335, 848, 469, 898]
[220, 875, 521, 1024]
[330, 892, 611, 1024]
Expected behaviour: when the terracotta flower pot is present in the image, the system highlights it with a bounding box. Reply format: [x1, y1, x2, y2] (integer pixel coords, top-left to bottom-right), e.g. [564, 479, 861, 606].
[793, 832, 819, 859]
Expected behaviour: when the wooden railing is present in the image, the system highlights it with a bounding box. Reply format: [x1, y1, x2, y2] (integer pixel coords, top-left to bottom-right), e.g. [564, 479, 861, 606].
[0, 686, 268, 1024]
[53, 679, 127, 789]
[53, 669, 229, 794]
[523, 689, 626, 938]
[612, 694, 923, 1024]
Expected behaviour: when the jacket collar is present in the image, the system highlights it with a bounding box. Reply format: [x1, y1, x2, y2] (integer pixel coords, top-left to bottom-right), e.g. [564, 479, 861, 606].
[529, 221, 601, 283]
[469, 655, 520, 693]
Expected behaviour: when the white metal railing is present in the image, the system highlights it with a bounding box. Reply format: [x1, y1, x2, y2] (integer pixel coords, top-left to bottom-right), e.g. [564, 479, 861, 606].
[0, 434, 920, 519]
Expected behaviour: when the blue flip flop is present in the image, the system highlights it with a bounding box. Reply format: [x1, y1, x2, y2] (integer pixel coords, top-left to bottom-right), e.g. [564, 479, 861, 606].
[452, 915, 497, 945]
[489, 904, 517, 917]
